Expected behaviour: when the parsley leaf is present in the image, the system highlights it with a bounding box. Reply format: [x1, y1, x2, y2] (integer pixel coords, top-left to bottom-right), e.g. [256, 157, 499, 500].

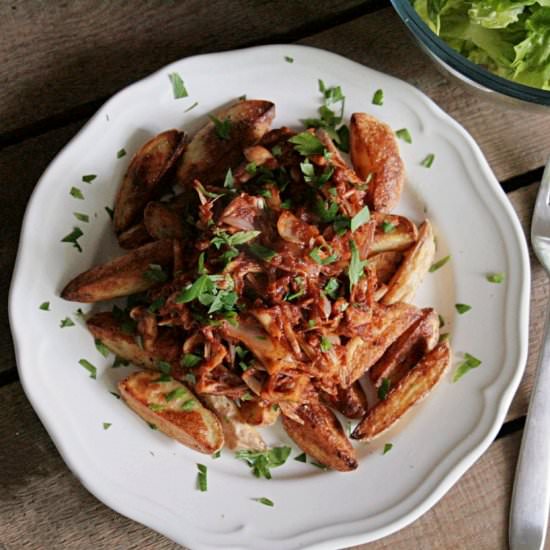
[176, 275, 212, 303]
[61, 227, 84, 252]
[350, 205, 370, 232]
[382, 220, 396, 233]
[117, 148, 127, 158]
[181, 353, 202, 368]
[103, 422, 112, 430]
[39, 302, 50, 311]
[323, 278, 339, 299]
[383, 443, 393, 454]
[148, 403, 165, 412]
[320, 336, 332, 352]
[284, 56, 294, 63]
[168, 72, 188, 99]
[348, 239, 367, 292]
[79, 359, 97, 379]
[95, 339, 110, 358]
[223, 168, 234, 189]
[209, 115, 232, 140]
[294, 452, 307, 463]
[421, 153, 435, 168]
[455, 303, 471, 314]
[157, 361, 171, 374]
[184, 101, 199, 113]
[105, 206, 114, 220]
[310, 245, 339, 265]
[372, 89, 384, 105]
[60, 317, 75, 328]
[253, 497, 274, 507]
[70, 187, 84, 200]
[429, 255, 451, 272]
[82, 174, 96, 183]
[288, 132, 325, 156]
[487, 272, 505, 283]
[378, 378, 391, 400]
[197, 463, 208, 491]
[313, 197, 339, 222]
[249, 243, 276, 261]
[73, 212, 89, 223]
[165, 387, 187, 401]
[453, 353, 482, 382]
[235, 446, 291, 479]
[395, 128, 412, 143]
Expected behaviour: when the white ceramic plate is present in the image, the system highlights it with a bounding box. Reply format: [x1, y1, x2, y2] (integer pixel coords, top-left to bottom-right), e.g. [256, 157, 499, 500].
[9, 45, 529, 549]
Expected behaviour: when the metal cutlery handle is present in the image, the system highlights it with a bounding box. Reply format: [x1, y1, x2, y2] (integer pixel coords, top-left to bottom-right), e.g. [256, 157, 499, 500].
[510, 304, 550, 550]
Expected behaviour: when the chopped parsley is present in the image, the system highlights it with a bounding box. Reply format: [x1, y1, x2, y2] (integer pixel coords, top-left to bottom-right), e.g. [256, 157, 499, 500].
[288, 131, 325, 156]
[223, 168, 234, 189]
[429, 255, 451, 272]
[395, 128, 412, 143]
[39, 302, 50, 311]
[455, 303, 471, 314]
[78, 359, 97, 379]
[320, 336, 332, 352]
[168, 72, 188, 99]
[378, 378, 391, 400]
[148, 296, 165, 313]
[294, 452, 307, 463]
[112, 355, 129, 368]
[110, 391, 120, 399]
[61, 227, 84, 252]
[253, 497, 274, 507]
[209, 115, 232, 140]
[307, 319, 317, 329]
[383, 443, 393, 454]
[70, 187, 84, 199]
[438, 315, 445, 328]
[211, 230, 260, 249]
[184, 101, 199, 113]
[421, 153, 435, 168]
[248, 243, 277, 262]
[95, 339, 110, 358]
[382, 220, 396, 233]
[313, 197, 339, 222]
[235, 446, 291, 479]
[60, 316, 75, 328]
[148, 423, 158, 430]
[350, 205, 370, 233]
[309, 245, 338, 265]
[372, 89, 384, 105]
[73, 212, 89, 223]
[105, 206, 114, 219]
[197, 463, 208, 491]
[348, 239, 368, 292]
[487, 272, 505, 283]
[148, 403, 165, 412]
[212, 450, 221, 459]
[117, 148, 127, 158]
[143, 264, 168, 283]
[82, 174, 96, 183]
[439, 332, 450, 343]
[157, 361, 171, 374]
[453, 353, 482, 382]
[284, 56, 294, 63]
[181, 399, 195, 411]
[165, 387, 187, 401]
[181, 353, 202, 368]
[324, 278, 340, 299]
[103, 422, 112, 430]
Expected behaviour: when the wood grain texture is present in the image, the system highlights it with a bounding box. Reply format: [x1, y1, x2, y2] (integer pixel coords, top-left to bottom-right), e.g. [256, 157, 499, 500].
[1, 381, 548, 550]
[0, 0, 365, 135]
[300, 8, 550, 182]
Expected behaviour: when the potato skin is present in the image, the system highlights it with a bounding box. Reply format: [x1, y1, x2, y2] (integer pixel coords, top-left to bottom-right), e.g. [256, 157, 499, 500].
[119, 371, 224, 454]
[352, 341, 451, 442]
[176, 100, 275, 187]
[282, 401, 358, 471]
[61, 239, 173, 303]
[321, 381, 368, 419]
[350, 113, 405, 212]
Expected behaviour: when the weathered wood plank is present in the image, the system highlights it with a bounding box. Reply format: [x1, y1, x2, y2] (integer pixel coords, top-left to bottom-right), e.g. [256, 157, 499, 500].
[1, 381, 544, 549]
[0, 0, 365, 135]
[301, 8, 550, 182]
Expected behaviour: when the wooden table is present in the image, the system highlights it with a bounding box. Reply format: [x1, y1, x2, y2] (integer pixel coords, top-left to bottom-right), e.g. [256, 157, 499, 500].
[2, 2, 550, 548]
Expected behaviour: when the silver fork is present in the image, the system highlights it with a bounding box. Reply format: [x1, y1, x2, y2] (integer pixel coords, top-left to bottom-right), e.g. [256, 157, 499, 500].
[510, 157, 550, 550]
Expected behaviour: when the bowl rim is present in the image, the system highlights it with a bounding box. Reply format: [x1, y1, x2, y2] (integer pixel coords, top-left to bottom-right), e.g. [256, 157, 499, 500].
[391, 0, 550, 106]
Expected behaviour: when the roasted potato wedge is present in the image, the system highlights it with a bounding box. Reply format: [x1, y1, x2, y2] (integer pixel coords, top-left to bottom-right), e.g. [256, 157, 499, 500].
[370, 308, 439, 387]
[368, 251, 403, 285]
[61, 240, 173, 303]
[114, 130, 185, 234]
[370, 213, 418, 254]
[341, 302, 422, 387]
[87, 312, 180, 369]
[352, 341, 451, 441]
[117, 222, 152, 250]
[282, 401, 358, 471]
[201, 395, 267, 451]
[119, 371, 224, 454]
[176, 100, 275, 186]
[238, 399, 280, 426]
[144, 201, 185, 240]
[321, 382, 368, 419]
[381, 220, 435, 305]
[350, 113, 405, 212]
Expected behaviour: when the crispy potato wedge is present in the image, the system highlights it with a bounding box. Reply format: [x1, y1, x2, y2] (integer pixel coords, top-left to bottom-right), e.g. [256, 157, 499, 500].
[350, 113, 405, 212]
[87, 312, 180, 369]
[381, 220, 435, 305]
[61, 240, 173, 303]
[370, 308, 439, 387]
[352, 341, 451, 441]
[117, 222, 152, 250]
[144, 201, 185, 240]
[119, 371, 224, 454]
[282, 401, 358, 471]
[341, 302, 422, 387]
[238, 399, 280, 426]
[114, 130, 185, 234]
[201, 395, 267, 451]
[368, 251, 403, 285]
[176, 100, 275, 186]
[370, 213, 418, 254]
[321, 382, 368, 419]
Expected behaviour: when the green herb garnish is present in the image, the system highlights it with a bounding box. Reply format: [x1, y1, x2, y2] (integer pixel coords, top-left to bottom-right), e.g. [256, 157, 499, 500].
[209, 115, 232, 140]
[79, 359, 97, 379]
[421, 153, 435, 168]
[95, 339, 110, 358]
[105, 206, 114, 220]
[288, 132, 325, 156]
[197, 464, 208, 492]
[39, 302, 50, 311]
[382, 220, 396, 233]
[348, 239, 368, 292]
[453, 353, 482, 382]
[61, 227, 84, 252]
[429, 255, 451, 272]
[323, 278, 340, 299]
[383, 443, 393, 454]
[73, 212, 89, 223]
[378, 378, 391, 400]
[372, 89, 384, 105]
[60, 317, 75, 328]
[235, 446, 291, 479]
[103, 422, 112, 430]
[309, 245, 338, 265]
[184, 101, 199, 113]
[143, 264, 168, 283]
[168, 72, 188, 99]
[253, 497, 274, 507]
[438, 315, 445, 328]
[320, 336, 332, 352]
[148, 403, 165, 412]
[148, 297, 165, 313]
[223, 168, 234, 189]
[249, 243, 277, 261]
[117, 148, 126, 158]
[284, 56, 294, 63]
[294, 452, 307, 463]
[165, 388, 187, 401]
[70, 187, 84, 199]
[82, 174, 96, 183]
[487, 272, 505, 283]
[181, 399, 195, 411]
[181, 353, 202, 368]
[395, 128, 412, 143]
[455, 303, 471, 314]
[350, 205, 370, 232]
